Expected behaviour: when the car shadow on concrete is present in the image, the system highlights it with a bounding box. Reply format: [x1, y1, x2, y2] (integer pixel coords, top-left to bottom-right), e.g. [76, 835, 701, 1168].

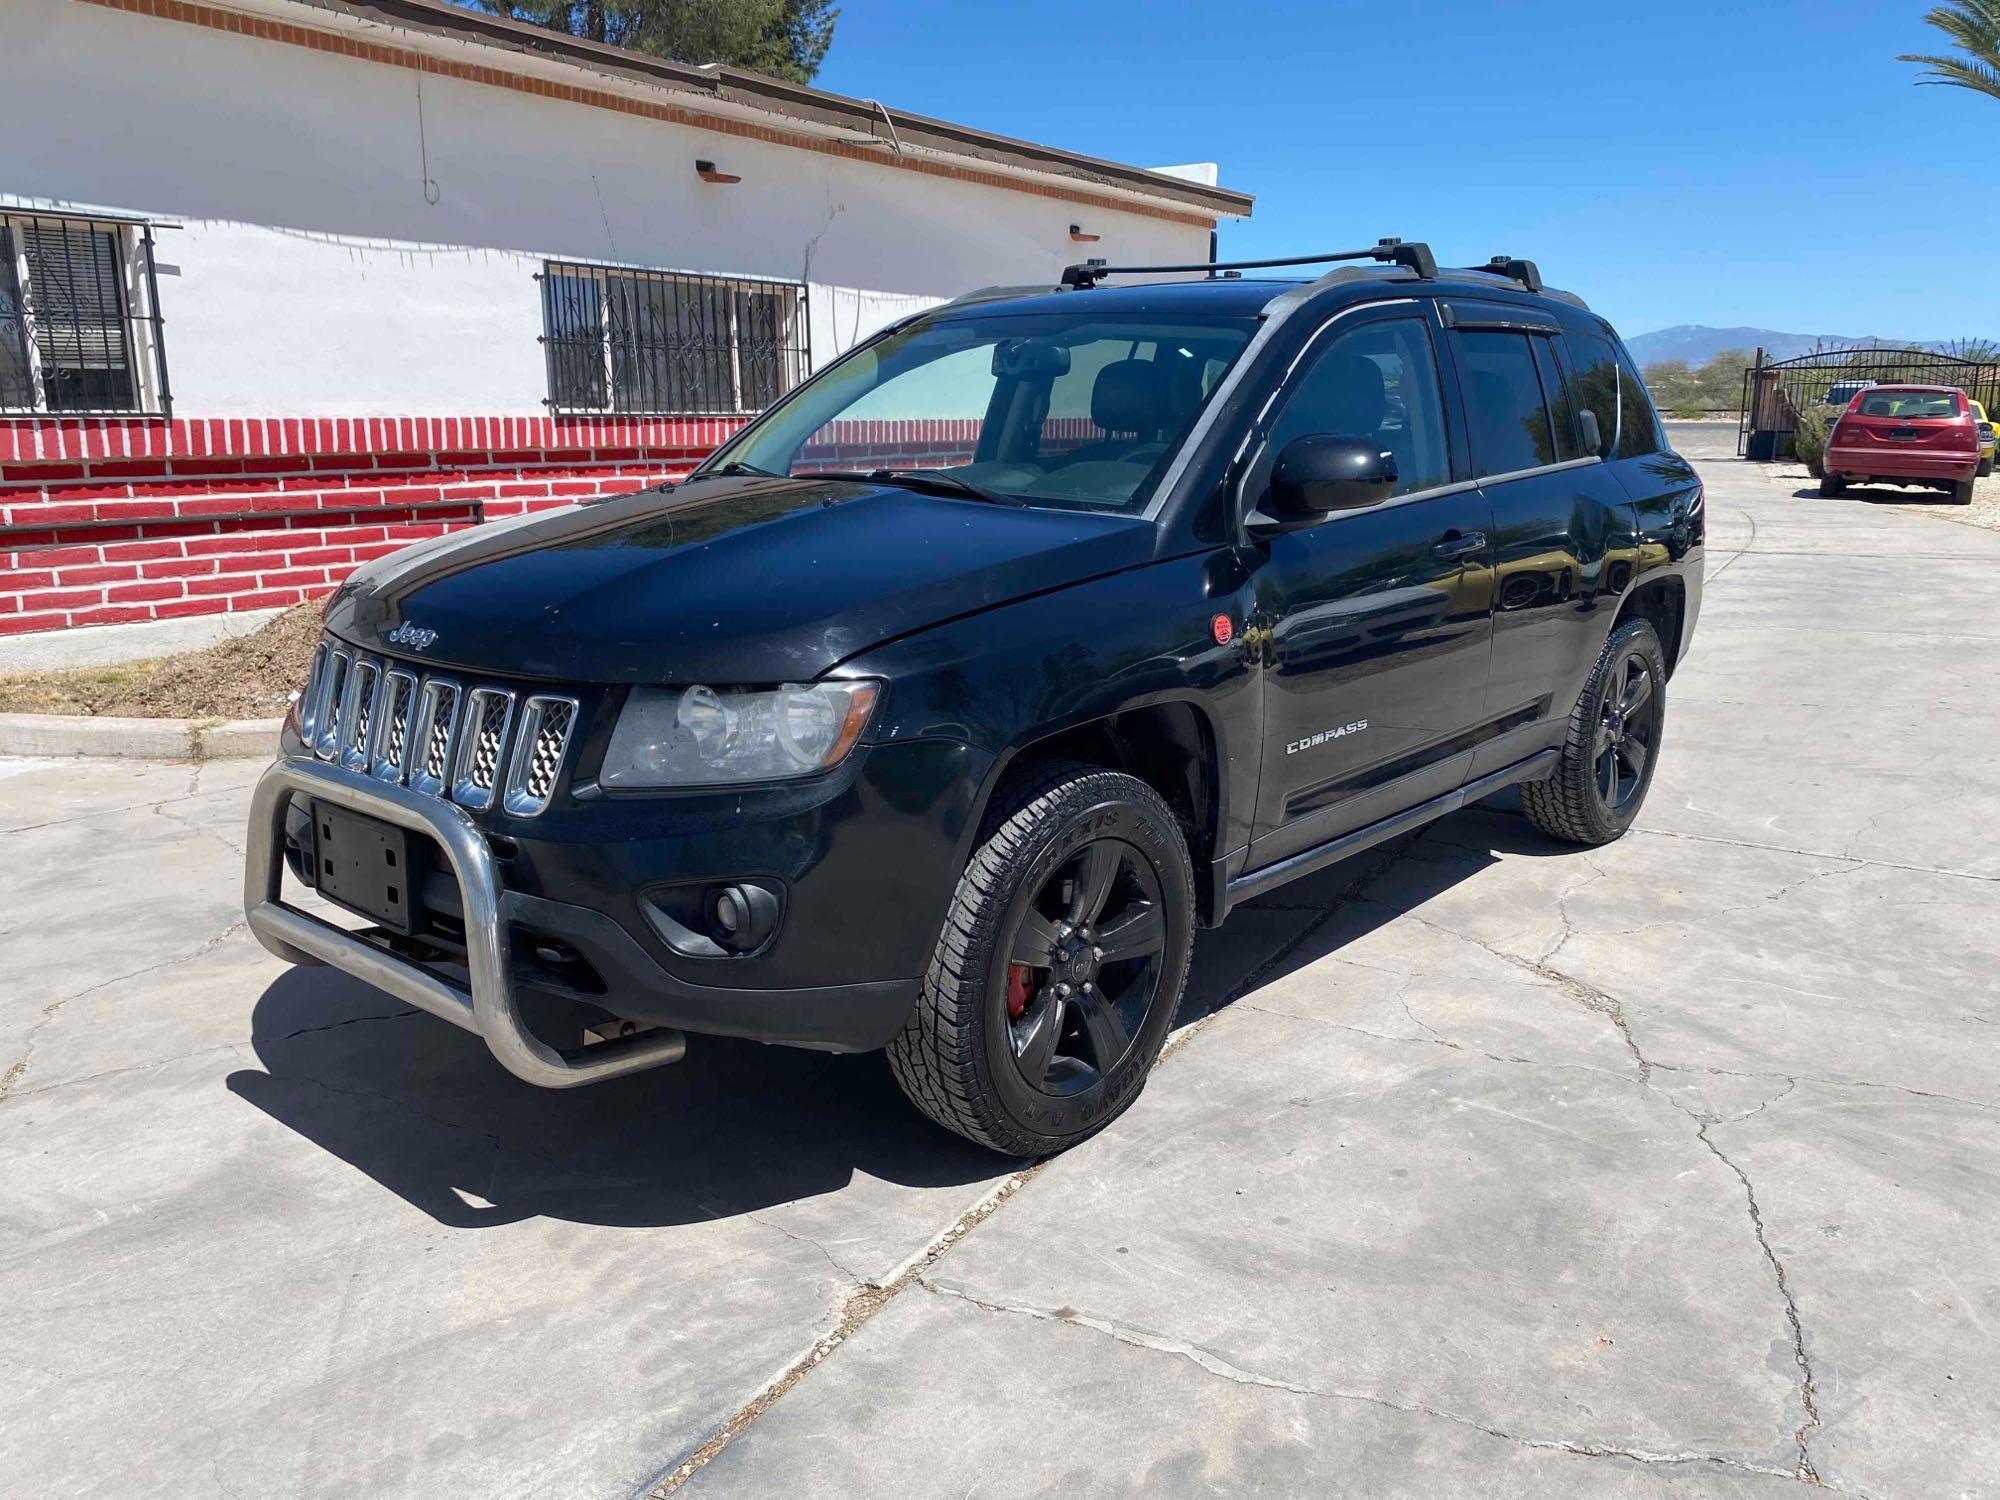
[1174, 801, 1538, 1029]
[228, 973, 1009, 1230]
[227, 800, 1556, 1232]
[1789, 484, 1961, 505]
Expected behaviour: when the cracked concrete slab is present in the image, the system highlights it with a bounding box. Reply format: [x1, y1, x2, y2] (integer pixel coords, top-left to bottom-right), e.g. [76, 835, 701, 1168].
[909, 1004, 1808, 1472]
[685, 1253, 1808, 1499]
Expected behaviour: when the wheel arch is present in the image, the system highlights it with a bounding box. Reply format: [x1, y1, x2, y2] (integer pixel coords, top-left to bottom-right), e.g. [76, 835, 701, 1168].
[1613, 573, 1688, 676]
[969, 694, 1228, 925]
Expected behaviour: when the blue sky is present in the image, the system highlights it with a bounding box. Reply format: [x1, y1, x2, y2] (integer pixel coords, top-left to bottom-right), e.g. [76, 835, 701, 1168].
[816, 0, 2000, 341]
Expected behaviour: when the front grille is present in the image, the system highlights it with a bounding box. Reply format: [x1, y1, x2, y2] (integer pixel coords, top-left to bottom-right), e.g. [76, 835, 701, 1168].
[296, 638, 579, 817]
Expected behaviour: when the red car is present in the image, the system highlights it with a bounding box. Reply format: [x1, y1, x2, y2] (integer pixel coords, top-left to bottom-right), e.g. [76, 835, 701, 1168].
[1821, 384, 1981, 504]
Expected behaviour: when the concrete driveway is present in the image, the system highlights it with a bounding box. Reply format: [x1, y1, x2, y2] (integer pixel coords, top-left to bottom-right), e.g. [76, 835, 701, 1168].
[3, 427, 1995, 1498]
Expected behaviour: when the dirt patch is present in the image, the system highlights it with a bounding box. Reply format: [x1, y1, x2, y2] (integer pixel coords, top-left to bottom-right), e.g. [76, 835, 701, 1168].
[0, 603, 319, 718]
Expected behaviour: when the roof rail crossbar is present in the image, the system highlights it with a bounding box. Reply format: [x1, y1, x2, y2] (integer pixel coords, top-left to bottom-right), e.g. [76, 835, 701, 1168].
[1060, 238, 1438, 290]
[1475, 256, 1543, 294]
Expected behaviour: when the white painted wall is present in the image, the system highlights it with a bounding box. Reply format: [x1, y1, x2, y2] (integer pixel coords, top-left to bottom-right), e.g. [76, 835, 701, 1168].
[0, 0, 1213, 417]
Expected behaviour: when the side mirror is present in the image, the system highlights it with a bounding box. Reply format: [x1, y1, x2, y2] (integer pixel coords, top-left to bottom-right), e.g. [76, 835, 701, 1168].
[1577, 408, 1603, 456]
[1254, 436, 1397, 531]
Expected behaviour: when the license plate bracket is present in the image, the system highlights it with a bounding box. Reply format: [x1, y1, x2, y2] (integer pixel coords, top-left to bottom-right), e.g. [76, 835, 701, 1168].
[309, 800, 421, 936]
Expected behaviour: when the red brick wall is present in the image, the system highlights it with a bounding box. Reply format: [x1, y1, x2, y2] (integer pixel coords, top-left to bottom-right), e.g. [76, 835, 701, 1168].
[0, 413, 1093, 638]
[0, 415, 743, 636]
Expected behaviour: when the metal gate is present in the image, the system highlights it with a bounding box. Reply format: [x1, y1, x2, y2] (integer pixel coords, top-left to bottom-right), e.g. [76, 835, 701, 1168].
[1739, 348, 2000, 458]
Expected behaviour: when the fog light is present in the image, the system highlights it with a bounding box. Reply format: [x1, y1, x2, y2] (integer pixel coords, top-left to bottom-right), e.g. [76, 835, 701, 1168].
[707, 882, 779, 951]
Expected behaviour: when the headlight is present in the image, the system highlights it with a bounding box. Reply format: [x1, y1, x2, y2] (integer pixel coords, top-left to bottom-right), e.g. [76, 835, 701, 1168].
[598, 680, 881, 789]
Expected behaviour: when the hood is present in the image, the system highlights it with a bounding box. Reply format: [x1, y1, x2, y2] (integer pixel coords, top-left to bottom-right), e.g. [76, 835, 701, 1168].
[323, 476, 1158, 683]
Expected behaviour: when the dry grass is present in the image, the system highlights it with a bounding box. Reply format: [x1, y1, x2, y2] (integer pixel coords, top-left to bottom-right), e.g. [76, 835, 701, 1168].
[0, 603, 321, 718]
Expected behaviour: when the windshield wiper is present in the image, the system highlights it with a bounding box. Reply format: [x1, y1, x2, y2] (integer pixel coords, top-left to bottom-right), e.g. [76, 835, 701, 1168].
[811, 468, 1025, 506]
[684, 460, 783, 483]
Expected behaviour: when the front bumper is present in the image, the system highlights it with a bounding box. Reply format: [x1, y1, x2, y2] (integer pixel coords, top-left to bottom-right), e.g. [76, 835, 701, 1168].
[246, 757, 689, 1087]
[246, 732, 976, 1081]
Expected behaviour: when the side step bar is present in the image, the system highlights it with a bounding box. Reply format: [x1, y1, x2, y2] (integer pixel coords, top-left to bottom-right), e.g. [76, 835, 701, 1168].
[245, 757, 687, 1088]
[1224, 749, 1560, 912]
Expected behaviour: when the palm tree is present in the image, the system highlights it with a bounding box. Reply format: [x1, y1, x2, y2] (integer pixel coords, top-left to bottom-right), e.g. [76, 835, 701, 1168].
[1900, 2, 2000, 101]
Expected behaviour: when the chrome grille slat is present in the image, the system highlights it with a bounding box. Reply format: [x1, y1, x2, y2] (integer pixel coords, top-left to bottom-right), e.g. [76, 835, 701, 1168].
[451, 687, 515, 810]
[313, 649, 351, 761]
[369, 669, 419, 783]
[339, 658, 381, 771]
[408, 677, 463, 798]
[297, 643, 328, 743]
[503, 696, 579, 816]
[293, 635, 574, 816]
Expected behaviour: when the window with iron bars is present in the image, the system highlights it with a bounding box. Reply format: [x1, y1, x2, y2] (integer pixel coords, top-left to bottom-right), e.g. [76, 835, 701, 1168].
[1, 211, 171, 417]
[539, 262, 809, 416]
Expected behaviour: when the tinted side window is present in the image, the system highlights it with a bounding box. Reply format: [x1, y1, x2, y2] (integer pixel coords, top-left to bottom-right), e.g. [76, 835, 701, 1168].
[1615, 349, 1665, 458]
[1458, 331, 1555, 476]
[1532, 339, 1580, 463]
[1249, 317, 1451, 504]
[1563, 333, 1619, 458]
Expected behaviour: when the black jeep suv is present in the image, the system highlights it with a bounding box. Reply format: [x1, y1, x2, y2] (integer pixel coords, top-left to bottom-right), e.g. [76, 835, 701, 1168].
[246, 241, 1702, 1156]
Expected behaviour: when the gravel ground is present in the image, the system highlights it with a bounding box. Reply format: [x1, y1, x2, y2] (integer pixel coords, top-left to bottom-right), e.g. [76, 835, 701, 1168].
[1757, 455, 2000, 531]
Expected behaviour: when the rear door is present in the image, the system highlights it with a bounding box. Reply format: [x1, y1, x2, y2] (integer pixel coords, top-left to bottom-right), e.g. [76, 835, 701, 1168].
[1243, 302, 1496, 869]
[1571, 329, 1703, 670]
[1444, 307, 1643, 778]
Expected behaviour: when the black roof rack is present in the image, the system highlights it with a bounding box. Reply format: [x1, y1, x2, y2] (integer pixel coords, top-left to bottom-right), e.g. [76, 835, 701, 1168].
[1060, 238, 1438, 290]
[1472, 256, 1543, 294]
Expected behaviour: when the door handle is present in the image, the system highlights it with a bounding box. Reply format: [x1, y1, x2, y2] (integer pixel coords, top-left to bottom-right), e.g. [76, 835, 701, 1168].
[1432, 530, 1486, 561]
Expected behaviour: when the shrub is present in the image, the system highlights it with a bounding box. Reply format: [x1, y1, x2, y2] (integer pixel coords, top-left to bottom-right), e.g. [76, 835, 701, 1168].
[1792, 406, 1830, 478]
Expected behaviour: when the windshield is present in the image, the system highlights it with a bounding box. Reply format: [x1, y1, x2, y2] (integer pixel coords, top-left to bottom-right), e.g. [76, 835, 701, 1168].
[1858, 390, 1961, 418]
[702, 310, 1259, 514]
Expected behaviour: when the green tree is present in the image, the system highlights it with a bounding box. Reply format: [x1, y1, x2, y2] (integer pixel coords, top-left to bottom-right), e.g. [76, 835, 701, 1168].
[467, 0, 838, 83]
[1900, 2, 2000, 102]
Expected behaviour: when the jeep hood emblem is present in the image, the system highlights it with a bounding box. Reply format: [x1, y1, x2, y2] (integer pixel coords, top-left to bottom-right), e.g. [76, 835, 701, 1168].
[385, 621, 439, 651]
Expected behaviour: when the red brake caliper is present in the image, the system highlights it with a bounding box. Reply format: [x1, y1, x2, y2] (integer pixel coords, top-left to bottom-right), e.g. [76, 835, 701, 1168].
[1005, 963, 1034, 1019]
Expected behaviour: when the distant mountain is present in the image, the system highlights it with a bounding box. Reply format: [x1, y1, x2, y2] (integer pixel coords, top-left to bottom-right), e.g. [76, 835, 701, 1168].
[1625, 324, 1998, 368]
[1625, 326, 1871, 367]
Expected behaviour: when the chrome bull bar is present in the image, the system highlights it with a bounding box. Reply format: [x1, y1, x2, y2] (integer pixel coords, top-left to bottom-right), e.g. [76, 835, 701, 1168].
[244, 757, 686, 1088]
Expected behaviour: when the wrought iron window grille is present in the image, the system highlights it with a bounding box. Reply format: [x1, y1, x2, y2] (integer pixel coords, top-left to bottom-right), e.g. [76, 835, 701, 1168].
[538, 260, 809, 417]
[0, 211, 171, 418]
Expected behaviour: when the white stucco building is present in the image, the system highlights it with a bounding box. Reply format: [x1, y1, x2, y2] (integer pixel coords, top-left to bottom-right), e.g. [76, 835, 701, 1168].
[0, 0, 1250, 641]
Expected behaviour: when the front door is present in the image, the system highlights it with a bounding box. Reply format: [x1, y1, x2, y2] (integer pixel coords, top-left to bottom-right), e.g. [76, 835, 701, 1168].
[1243, 306, 1496, 870]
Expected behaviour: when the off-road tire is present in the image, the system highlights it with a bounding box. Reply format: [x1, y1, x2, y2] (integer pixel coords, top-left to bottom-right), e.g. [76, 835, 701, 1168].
[1951, 478, 1976, 505]
[1818, 474, 1846, 497]
[1521, 619, 1668, 847]
[888, 760, 1194, 1157]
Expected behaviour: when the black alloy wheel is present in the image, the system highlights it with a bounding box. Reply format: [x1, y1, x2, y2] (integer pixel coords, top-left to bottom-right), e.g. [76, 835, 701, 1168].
[889, 761, 1194, 1156]
[1522, 618, 1669, 846]
[1001, 838, 1166, 1097]
[1592, 649, 1659, 815]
